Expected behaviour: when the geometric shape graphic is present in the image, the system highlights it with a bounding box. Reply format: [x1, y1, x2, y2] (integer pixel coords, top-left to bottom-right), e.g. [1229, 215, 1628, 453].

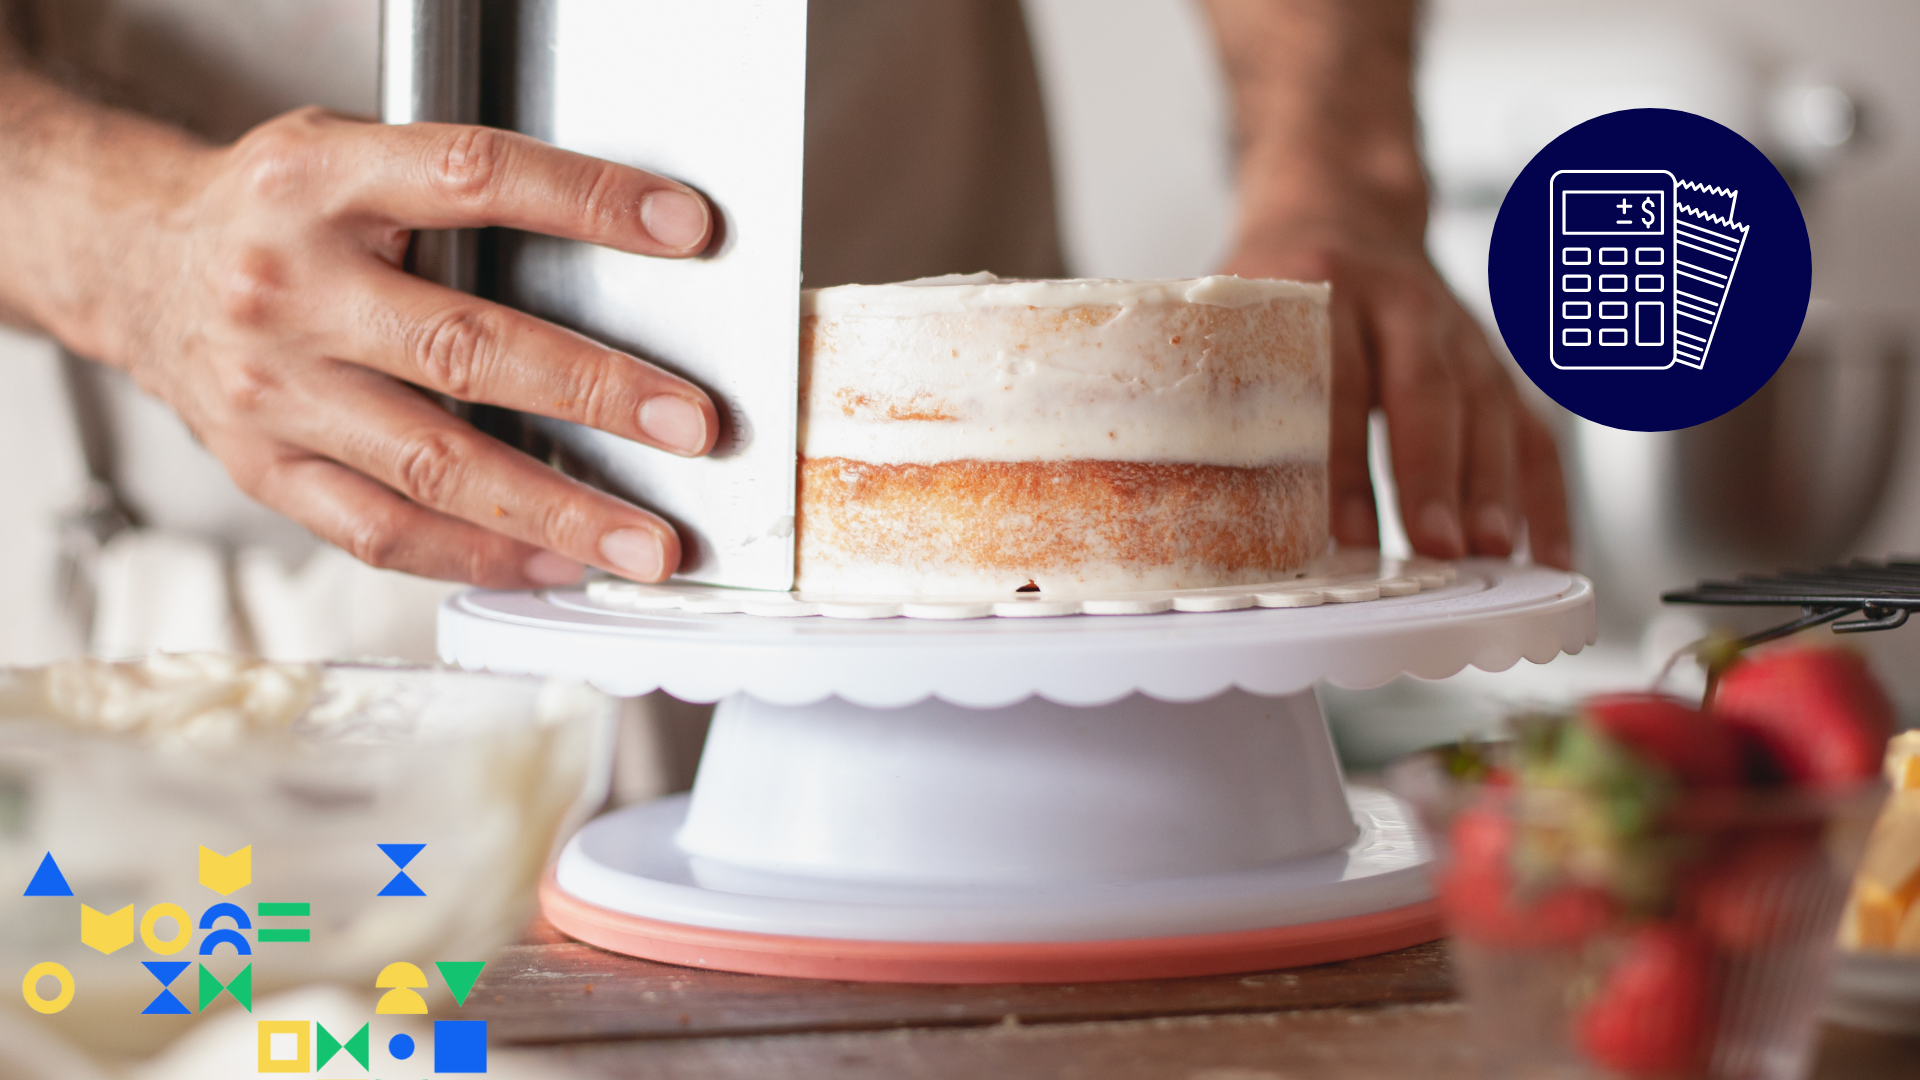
[1563, 328, 1590, 347]
[199, 846, 251, 896]
[1562, 273, 1591, 292]
[377, 845, 426, 897]
[81, 904, 135, 955]
[1598, 273, 1628, 291]
[141, 903, 192, 955]
[257, 1019, 311, 1073]
[21, 961, 75, 1015]
[198, 928, 252, 957]
[199, 902, 252, 930]
[1636, 246, 1664, 264]
[1598, 246, 1628, 264]
[1547, 169, 1675, 371]
[316, 1021, 370, 1070]
[1598, 301, 1629, 319]
[1562, 301, 1590, 319]
[198, 961, 252, 1012]
[1635, 273, 1664, 291]
[1599, 328, 1629, 346]
[141, 960, 193, 1015]
[389, 1033, 416, 1061]
[257, 902, 312, 943]
[433, 1019, 488, 1073]
[1562, 247, 1591, 265]
[434, 962, 487, 1007]
[23, 853, 73, 897]
[375, 961, 430, 1014]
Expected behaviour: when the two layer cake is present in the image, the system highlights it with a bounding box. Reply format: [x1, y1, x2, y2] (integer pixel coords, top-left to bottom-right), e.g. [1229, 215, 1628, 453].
[794, 274, 1330, 596]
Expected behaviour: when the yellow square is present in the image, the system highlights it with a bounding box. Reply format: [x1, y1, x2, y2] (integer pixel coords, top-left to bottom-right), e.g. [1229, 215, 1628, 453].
[256, 1020, 310, 1073]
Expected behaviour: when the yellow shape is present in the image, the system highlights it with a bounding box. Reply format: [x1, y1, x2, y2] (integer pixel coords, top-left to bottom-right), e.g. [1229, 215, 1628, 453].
[1885, 730, 1920, 790]
[80, 904, 135, 955]
[256, 1019, 311, 1073]
[199, 845, 252, 896]
[374, 962, 430, 1014]
[140, 902, 192, 955]
[22, 962, 75, 1015]
[1855, 882, 1904, 949]
[375, 961, 429, 988]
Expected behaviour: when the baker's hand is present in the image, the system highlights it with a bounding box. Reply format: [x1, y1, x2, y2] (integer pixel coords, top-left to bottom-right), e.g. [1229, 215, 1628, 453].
[1221, 222, 1573, 571]
[85, 108, 717, 587]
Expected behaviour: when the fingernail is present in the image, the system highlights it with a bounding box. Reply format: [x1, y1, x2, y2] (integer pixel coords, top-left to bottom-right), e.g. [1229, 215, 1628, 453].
[524, 550, 585, 586]
[1419, 502, 1466, 556]
[600, 527, 666, 581]
[1474, 505, 1513, 549]
[639, 395, 708, 455]
[640, 189, 709, 251]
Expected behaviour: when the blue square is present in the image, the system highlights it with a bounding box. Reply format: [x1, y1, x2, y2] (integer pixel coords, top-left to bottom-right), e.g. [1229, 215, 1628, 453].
[433, 1020, 487, 1073]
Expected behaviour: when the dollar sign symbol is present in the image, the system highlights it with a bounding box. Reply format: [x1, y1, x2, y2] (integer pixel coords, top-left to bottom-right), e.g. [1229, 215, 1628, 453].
[1641, 196, 1657, 229]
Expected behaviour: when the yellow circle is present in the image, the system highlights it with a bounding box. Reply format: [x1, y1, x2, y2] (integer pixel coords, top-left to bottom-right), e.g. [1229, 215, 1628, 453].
[22, 962, 74, 1014]
[141, 903, 191, 955]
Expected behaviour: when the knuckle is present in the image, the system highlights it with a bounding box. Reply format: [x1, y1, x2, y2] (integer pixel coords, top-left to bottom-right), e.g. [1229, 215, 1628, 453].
[213, 247, 287, 327]
[393, 429, 470, 508]
[577, 162, 639, 233]
[567, 354, 637, 432]
[342, 509, 407, 571]
[217, 355, 280, 415]
[231, 111, 326, 201]
[413, 306, 502, 398]
[433, 125, 509, 203]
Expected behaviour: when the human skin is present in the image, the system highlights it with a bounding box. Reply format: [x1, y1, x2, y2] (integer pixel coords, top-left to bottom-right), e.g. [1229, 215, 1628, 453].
[1202, 0, 1572, 569]
[0, 2, 1569, 587]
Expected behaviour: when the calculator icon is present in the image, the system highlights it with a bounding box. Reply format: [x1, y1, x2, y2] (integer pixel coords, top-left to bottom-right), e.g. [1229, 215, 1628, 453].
[1550, 170, 1676, 370]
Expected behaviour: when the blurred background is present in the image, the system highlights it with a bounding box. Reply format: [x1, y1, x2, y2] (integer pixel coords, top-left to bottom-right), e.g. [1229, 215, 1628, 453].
[0, 0, 1914, 774]
[1022, 0, 1920, 763]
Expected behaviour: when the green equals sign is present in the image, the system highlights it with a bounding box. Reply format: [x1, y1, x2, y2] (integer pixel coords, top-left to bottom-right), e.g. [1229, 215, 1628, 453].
[256, 902, 311, 943]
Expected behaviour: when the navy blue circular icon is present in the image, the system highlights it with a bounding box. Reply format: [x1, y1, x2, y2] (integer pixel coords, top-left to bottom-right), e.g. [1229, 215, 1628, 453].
[389, 1033, 416, 1060]
[1488, 108, 1811, 431]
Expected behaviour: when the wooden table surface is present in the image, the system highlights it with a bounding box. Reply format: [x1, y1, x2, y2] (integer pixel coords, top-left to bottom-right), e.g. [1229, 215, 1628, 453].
[461, 917, 1920, 1079]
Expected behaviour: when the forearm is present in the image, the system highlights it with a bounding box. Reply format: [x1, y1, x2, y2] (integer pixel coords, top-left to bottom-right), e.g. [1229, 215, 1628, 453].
[1199, 0, 1427, 245]
[0, 46, 211, 360]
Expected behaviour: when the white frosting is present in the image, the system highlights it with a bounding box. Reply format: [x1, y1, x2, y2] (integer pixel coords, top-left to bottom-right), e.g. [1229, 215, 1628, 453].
[801, 274, 1330, 467]
[802, 272, 1330, 318]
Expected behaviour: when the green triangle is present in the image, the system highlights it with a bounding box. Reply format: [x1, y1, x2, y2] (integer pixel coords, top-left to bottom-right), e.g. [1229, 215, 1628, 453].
[343, 1022, 369, 1069]
[435, 961, 486, 1007]
[199, 963, 253, 1012]
[315, 1023, 343, 1069]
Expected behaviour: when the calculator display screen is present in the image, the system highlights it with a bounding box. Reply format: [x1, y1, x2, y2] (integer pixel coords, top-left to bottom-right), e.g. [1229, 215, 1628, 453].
[1560, 190, 1666, 236]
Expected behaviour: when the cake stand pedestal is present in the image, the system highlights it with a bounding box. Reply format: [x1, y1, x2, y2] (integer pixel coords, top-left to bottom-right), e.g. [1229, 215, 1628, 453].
[439, 558, 1594, 982]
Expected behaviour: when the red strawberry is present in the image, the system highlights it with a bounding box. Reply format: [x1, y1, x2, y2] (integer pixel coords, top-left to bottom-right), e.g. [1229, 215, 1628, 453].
[1680, 827, 1820, 951]
[1712, 647, 1893, 789]
[1574, 924, 1716, 1076]
[1582, 693, 1743, 787]
[1439, 807, 1614, 948]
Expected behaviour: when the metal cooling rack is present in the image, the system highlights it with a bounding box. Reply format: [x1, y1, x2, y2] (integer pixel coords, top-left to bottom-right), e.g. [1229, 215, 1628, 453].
[1662, 559, 1920, 647]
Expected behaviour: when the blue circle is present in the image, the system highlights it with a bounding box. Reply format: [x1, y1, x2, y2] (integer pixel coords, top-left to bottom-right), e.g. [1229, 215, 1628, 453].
[1488, 108, 1811, 431]
[389, 1033, 415, 1060]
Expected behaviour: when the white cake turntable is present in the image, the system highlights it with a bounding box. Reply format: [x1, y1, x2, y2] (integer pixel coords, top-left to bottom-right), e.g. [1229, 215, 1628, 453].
[438, 553, 1595, 983]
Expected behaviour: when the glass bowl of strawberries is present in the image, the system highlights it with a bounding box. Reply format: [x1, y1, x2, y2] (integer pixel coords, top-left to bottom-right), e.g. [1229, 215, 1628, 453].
[1388, 644, 1893, 1080]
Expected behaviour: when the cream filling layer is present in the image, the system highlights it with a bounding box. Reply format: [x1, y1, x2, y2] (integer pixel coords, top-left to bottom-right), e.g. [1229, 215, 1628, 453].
[803, 272, 1330, 318]
[801, 399, 1328, 466]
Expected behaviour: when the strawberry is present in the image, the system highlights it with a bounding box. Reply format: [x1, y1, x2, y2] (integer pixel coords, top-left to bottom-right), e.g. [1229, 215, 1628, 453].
[1581, 693, 1743, 788]
[1574, 923, 1715, 1076]
[1680, 827, 1820, 951]
[1439, 806, 1615, 947]
[1712, 647, 1893, 789]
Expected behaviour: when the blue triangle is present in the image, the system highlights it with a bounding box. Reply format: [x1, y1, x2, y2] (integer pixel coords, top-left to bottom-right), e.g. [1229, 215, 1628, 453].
[141, 989, 192, 1015]
[143, 960, 191, 985]
[378, 843, 425, 869]
[378, 871, 425, 897]
[23, 853, 73, 897]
